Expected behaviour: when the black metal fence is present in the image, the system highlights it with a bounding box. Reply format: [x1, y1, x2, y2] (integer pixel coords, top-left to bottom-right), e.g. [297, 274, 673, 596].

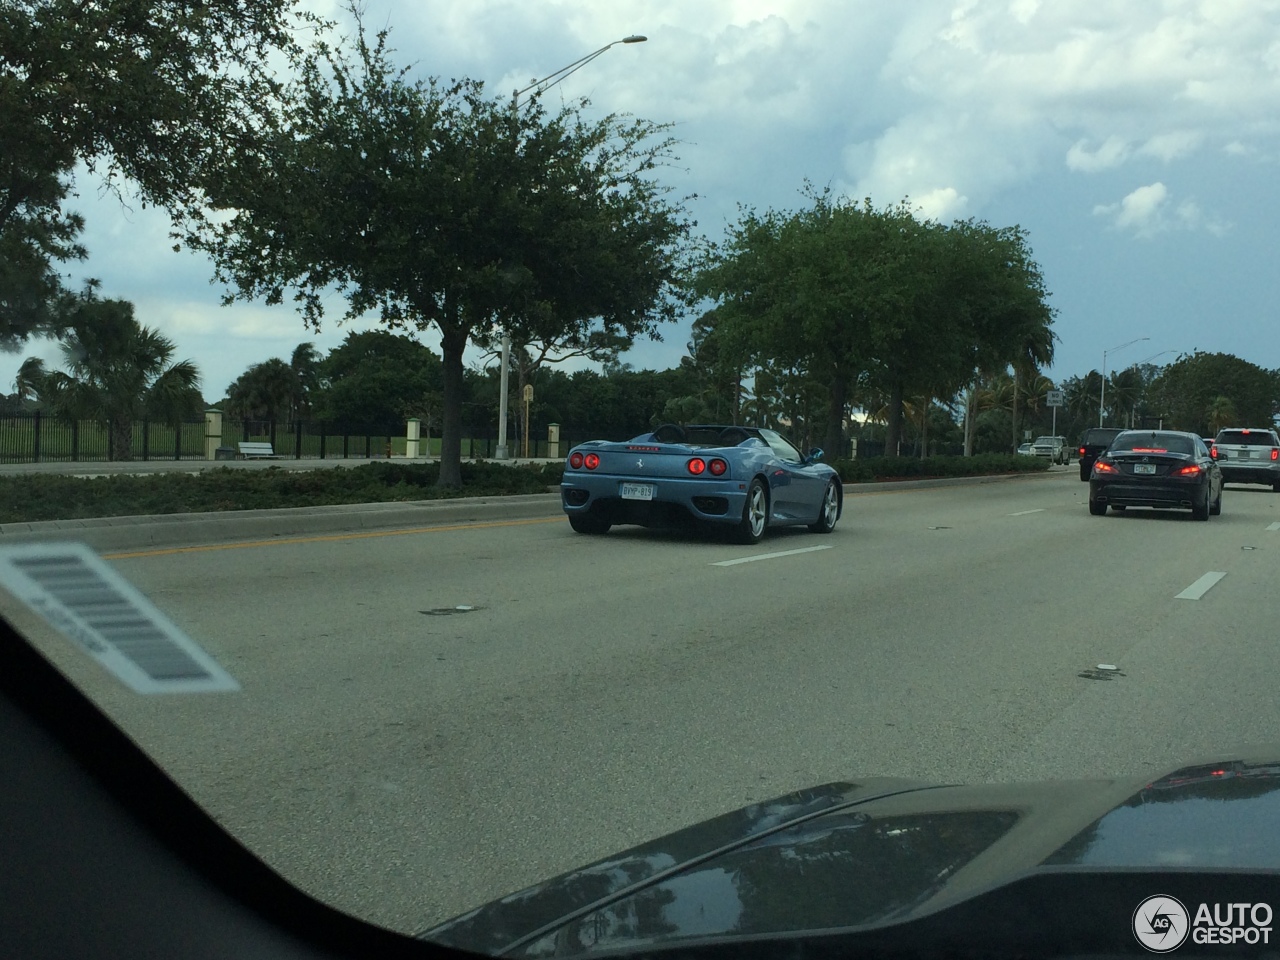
[0, 413, 582, 463]
[853, 439, 967, 459]
[0, 413, 208, 463]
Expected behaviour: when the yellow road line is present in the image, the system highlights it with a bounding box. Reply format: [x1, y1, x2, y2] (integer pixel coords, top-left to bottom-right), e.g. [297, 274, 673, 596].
[103, 515, 565, 560]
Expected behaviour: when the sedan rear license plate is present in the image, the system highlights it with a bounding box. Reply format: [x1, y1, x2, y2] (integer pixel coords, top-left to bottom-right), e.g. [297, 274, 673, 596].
[621, 482, 655, 500]
[1134, 464, 1156, 474]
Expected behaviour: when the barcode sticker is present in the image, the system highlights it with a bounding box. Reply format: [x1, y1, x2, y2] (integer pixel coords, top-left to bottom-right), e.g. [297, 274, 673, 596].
[0, 542, 239, 694]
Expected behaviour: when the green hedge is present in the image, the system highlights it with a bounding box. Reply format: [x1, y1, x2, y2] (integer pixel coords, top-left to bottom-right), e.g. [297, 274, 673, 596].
[0, 461, 553, 524]
[831, 453, 1048, 483]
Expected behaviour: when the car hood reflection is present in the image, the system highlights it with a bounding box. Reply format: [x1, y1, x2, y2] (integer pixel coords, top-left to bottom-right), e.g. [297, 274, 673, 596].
[420, 752, 1280, 957]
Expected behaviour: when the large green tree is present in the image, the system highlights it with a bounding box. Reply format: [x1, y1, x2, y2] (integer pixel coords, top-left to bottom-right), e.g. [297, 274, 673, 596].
[1150, 352, 1278, 434]
[1, 0, 313, 345]
[18, 294, 202, 459]
[316, 330, 443, 427]
[696, 194, 1055, 458]
[186, 18, 692, 486]
[224, 358, 297, 422]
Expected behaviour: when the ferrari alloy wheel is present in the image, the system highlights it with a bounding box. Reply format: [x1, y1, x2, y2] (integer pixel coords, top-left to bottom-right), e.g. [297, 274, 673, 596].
[809, 480, 840, 534]
[734, 479, 768, 544]
[568, 514, 611, 535]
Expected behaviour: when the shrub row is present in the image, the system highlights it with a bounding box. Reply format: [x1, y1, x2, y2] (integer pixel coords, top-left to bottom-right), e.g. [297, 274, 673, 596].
[0, 461, 555, 524]
[831, 453, 1048, 483]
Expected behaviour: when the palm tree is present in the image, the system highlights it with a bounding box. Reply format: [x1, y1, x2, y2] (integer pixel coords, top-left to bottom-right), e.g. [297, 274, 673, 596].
[289, 342, 322, 419]
[1206, 395, 1237, 434]
[20, 297, 202, 460]
[226, 358, 297, 422]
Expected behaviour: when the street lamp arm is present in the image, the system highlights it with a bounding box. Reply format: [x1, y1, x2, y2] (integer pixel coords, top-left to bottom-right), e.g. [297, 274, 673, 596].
[496, 33, 646, 459]
[1099, 337, 1149, 428]
[512, 36, 647, 109]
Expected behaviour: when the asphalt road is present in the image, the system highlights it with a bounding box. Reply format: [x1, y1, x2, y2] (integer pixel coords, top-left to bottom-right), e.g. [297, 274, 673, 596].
[15, 469, 1280, 935]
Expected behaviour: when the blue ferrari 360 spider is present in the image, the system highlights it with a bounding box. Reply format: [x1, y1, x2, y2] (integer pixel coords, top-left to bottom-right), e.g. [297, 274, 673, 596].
[560, 423, 843, 543]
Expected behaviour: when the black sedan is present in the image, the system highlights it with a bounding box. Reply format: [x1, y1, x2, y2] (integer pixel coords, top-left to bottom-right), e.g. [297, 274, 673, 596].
[1088, 429, 1222, 519]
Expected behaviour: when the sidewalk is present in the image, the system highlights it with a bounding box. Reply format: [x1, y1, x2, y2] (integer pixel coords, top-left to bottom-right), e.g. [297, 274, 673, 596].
[0, 456, 560, 477]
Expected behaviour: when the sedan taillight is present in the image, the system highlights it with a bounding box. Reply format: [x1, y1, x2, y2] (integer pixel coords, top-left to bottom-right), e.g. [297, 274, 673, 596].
[1093, 460, 1119, 475]
[1176, 464, 1203, 477]
[1079, 446, 1086, 456]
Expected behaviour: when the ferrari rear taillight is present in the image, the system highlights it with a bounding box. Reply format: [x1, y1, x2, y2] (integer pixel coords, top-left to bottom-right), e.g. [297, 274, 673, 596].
[687, 457, 706, 475]
[1176, 464, 1202, 477]
[569, 452, 584, 469]
[709, 458, 728, 476]
[1093, 460, 1118, 475]
[584, 453, 600, 470]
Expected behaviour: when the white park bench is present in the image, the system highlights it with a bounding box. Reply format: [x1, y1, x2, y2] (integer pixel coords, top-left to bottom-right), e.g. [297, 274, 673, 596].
[238, 441, 279, 459]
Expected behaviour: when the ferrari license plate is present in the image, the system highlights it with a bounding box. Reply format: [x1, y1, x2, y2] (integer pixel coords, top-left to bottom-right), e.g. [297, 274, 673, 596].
[1134, 464, 1156, 474]
[620, 482, 655, 500]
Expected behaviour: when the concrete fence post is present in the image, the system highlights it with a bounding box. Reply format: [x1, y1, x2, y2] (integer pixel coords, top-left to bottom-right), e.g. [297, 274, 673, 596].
[406, 418, 421, 459]
[547, 423, 560, 460]
[205, 409, 222, 460]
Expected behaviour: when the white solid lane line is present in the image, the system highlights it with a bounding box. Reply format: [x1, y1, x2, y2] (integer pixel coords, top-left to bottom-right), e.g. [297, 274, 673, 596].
[712, 545, 834, 567]
[1007, 509, 1045, 516]
[1267, 521, 1280, 531]
[1175, 571, 1227, 600]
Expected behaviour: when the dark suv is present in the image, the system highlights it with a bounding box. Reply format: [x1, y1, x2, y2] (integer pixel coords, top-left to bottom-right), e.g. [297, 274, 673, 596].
[1077, 427, 1125, 481]
[1213, 427, 1280, 491]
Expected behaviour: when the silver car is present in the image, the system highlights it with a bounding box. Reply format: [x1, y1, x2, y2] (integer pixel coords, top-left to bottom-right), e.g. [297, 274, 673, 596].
[1030, 435, 1070, 464]
[1213, 427, 1280, 491]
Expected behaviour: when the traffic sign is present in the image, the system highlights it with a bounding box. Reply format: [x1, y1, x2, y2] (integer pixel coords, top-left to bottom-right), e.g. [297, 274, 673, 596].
[1045, 390, 1064, 407]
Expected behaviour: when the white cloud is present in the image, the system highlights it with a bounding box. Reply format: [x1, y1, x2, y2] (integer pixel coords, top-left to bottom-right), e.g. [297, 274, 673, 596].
[1139, 130, 1203, 162]
[1092, 181, 1230, 238]
[1114, 181, 1168, 232]
[915, 187, 970, 220]
[1066, 135, 1130, 172]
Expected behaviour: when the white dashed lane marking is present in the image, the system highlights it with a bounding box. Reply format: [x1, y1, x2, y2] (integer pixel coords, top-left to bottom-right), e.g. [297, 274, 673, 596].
[1267, 521, 1280, 531]
[712, 545, 834, 567]
[1007, 509, 1045, 516]
[1175, 572, 1227, 601]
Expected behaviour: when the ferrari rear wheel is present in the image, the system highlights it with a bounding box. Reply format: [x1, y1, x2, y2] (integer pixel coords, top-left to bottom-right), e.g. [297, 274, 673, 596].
[733, 479, 768, 544]
[809, 480, 840, 534]
[568, 514, 611, 535]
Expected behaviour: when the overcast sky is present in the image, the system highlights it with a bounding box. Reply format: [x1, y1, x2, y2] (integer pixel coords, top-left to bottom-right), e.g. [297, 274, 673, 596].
[7, 0, 1280, 402]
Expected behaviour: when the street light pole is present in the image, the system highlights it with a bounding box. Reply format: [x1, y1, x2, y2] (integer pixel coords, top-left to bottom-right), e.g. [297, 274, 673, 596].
[494, 34, 647, 461]
[1099, 337, 1149, 428]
